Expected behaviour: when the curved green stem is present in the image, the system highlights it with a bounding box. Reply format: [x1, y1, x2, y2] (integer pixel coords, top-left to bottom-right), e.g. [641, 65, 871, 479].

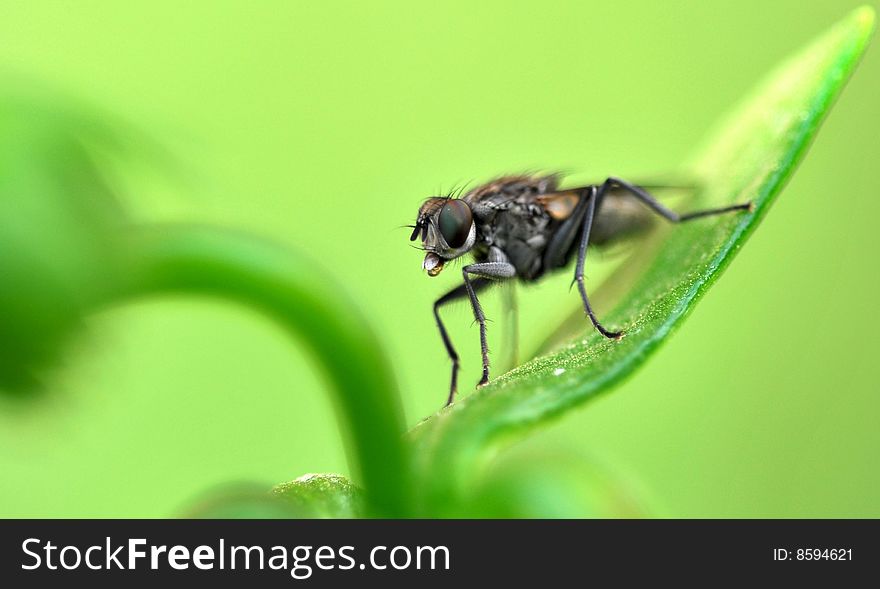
[123, 224, 411, 517]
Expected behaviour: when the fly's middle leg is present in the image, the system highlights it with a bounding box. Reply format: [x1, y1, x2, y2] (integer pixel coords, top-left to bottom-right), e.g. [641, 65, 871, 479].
[568, 177, 752, 342]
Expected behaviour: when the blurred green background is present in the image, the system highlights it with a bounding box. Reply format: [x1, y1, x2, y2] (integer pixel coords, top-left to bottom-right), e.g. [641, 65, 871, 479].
[0, 1, 877, 517]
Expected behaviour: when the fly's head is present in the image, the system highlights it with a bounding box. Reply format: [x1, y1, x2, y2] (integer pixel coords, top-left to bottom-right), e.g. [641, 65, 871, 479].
[409, 197, 476, 277]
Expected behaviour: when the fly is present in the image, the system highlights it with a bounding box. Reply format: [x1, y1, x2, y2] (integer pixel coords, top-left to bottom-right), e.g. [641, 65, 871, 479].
[409, 174, 752, 406]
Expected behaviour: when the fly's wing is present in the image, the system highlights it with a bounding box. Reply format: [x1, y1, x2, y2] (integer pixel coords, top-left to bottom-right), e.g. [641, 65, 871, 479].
[534, 182, 697, 218]
[597, 181, 700, 246]
[538, 181, 700, 247]
[464, 173, 561, 206]
[607, 181, 700, 212]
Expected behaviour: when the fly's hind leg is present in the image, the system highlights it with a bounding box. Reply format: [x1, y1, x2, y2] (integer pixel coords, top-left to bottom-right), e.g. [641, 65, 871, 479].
[601, 177, 752, 222]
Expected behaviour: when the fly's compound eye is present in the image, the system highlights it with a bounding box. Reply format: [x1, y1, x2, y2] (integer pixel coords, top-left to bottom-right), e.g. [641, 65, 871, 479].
[438, 200, 472, 248]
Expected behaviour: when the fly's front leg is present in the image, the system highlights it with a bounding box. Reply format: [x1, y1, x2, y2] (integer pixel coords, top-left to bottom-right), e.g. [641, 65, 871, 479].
[434, 279, 491, 406]
[462, 253, 516, 392]
[602, 177, 752, 222]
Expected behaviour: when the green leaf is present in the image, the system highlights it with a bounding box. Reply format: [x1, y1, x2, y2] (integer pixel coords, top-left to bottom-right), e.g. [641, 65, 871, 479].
[460, 453, 648, 518]
[408, 7, 875, 514]
[272, 473, 364, 518]
[182, 476, 362, 518]
[0, 93, 131, 392]
[180, 483, 309, 519]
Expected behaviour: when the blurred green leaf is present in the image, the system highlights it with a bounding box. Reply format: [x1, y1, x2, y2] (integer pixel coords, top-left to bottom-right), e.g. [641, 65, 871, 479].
[181, 483, 306, 519]
[0, 93, 130, 392]
[461, 452, 647, 519]
[272, 473, 363, 518]
[409, 6, 874, 514]
[182, 476, 363, 519]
